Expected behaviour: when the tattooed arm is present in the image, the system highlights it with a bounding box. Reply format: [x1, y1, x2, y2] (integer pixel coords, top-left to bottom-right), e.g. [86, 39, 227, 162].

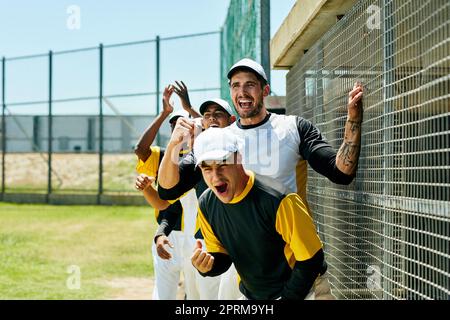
[336, 82, 364, 176]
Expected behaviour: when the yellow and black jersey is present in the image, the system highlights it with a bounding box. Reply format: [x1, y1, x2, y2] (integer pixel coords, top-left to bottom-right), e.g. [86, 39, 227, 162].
[136, 146, 182, 233]
[136, 146, 162, 179]
[197, 171, 327, 300]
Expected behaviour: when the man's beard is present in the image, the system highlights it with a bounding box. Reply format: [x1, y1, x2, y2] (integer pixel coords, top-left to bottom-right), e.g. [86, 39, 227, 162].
[238, 101, 263, 119]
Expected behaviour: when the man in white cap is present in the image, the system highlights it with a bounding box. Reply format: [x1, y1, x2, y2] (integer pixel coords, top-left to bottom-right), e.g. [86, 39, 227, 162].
[135, 84, 218, 300]
[226, 58, 363, 193]
[191, 127, 327, 300]
[158, 98, 235, 199]
[157, 97, 236, 210]
[157, 97, 243, 299]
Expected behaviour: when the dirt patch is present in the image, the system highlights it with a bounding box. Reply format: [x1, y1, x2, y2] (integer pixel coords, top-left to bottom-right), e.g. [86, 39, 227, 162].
[103, 277, 185, 300]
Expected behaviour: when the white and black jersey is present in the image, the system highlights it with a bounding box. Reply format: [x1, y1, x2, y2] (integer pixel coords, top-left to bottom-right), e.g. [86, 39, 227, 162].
[158, 113, 354, 203]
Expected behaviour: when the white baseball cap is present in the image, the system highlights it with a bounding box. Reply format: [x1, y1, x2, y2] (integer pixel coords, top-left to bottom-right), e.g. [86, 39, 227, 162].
[199, 98, 234, 116]
[168, 109, 190, 124]
[227, 58, 268, 82]
[193, 127, 240, 167]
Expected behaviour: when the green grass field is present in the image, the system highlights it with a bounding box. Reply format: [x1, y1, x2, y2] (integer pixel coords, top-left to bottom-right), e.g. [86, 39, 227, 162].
[0, 202, 156, 300]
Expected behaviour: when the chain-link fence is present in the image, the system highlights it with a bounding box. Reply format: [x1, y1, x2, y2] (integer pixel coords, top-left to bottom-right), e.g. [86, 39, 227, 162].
[220, 0, 270, 102]
[286, 0, 449, 299]
[0, 31, 222, 203]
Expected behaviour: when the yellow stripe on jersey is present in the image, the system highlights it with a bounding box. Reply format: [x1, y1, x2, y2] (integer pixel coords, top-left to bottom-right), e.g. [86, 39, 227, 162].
[229, 171, 254, 204]
[135, 146, 161, 176]
[275, 193, 323, 265]
[154, 208, 160, 222]
[295, 160, 308, 201]
[180, 205, 184, 232]
[295, 159, 312, 216]
[179, 147, 190, 155]
[197, 206, 228, 254]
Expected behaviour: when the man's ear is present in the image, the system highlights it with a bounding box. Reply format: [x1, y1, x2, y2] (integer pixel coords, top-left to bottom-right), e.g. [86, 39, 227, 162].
[263, 84, 270, 97]
[229, 115, 237, 124]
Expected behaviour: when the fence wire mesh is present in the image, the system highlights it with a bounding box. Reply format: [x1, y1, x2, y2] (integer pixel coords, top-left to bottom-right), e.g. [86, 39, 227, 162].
[220, 0, 270, 102]
[0, 32, 221, 199]
[286, 0, 449, 299]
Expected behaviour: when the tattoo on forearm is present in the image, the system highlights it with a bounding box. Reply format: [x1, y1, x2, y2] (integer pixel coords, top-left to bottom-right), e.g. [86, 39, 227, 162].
[337, 119, 362, 174]
[347, 120, 361, 133]
[338, 140, 360, 167]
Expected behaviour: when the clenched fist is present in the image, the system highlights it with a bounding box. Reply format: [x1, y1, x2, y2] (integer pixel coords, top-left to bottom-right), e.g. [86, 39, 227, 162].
[135, 174, 155, 191]
[191, 240, 214, 273]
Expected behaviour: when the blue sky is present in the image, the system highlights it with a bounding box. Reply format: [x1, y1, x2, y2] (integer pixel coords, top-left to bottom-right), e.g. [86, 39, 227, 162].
[0, 0, 296, 115]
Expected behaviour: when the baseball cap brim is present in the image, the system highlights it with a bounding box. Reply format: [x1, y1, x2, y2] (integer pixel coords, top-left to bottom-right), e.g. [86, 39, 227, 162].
[199, 99, 233, 116]
[195, 149, 233, 167]
[169, 115, 182, 124]
[169, 110, 190, 123]
[227, 58, 268, 82]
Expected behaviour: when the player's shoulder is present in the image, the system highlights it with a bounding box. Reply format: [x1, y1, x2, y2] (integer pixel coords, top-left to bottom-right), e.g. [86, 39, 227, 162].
[149, 145, 165, 155]
[197, 188, 224, 221]
[252, 177, 286, 206]
[268, 113, 301, 130]
[269, 113, 297, 121]
[225, 122, 240, 133]
[197, 187, 215, 208]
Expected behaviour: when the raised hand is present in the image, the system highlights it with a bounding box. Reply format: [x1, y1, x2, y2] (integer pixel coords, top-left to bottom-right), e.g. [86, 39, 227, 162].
[336, 82, 364, 175]
[162, 85, 175, 115]
[347, 82, 364, 121]
[168, 117, 195, 147]
[173, 81, 192, 111]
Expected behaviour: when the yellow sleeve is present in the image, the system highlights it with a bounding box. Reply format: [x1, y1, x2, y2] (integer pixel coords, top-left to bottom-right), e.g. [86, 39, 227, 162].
[197, 206, 227, 254]
[135, 146, 192, 204]
[275, 193, 323, 261]
[135, 146, 160, 176]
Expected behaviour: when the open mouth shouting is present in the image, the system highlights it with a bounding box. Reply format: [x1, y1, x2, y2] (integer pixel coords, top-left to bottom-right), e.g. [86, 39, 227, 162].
[215, 183, 228, 196]
[238, 99, 253, 110]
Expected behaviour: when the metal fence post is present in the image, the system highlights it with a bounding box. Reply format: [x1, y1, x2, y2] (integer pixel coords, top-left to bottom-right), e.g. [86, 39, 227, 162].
[382, 0, 396, 299]
[98, 43, 104, 204]
[260, 0, 271, 84]
[1, 57, 5, 198]
[47, 51, 53, 203]
[219, 27, 223, 92]
[156, 35, 161, 146]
